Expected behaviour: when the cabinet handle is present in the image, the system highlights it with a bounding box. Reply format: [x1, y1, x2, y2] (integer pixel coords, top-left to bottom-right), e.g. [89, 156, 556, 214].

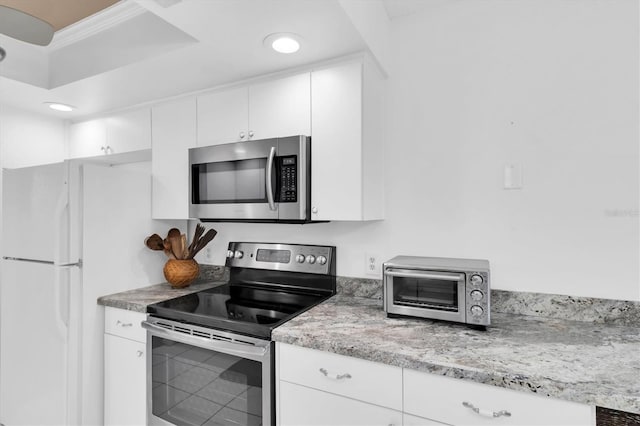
[248, 130, 254, 138]
[319, 368, 351, 380]
[116, 320, 133, 327]
[462, 401, 511, 418]
[100, 146, 112, 155]
[312, 207, 318, 214]
[239, 132, 246, 139]
[136, 350, 144, 357]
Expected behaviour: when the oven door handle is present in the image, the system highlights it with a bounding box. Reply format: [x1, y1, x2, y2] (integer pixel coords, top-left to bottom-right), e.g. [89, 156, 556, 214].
[385, 269, 464, 281]
[141, 321, 269, 358]
[266, 146, 276, 211]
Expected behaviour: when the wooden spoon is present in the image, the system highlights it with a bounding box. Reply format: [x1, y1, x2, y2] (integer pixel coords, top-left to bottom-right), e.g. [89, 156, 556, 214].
[144, 234, 164, 251]
[163, 238, 176, 260]
[169, 235, 184, 260]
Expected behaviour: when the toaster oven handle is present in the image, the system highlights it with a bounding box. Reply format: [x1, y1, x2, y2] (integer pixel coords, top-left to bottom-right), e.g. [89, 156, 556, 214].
[266, 146, 276, 211]
[385, 269, 464, 281]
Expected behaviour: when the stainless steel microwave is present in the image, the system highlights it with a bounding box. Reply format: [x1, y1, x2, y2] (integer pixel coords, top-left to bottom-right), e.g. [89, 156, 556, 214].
[189, 135, 311, 222]
[383, 256, 490, 326]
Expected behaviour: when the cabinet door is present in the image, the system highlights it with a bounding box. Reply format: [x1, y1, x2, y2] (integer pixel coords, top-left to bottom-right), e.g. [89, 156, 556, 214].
[404, 413, 450, 426]
[197, 86, 248, 146]
[311, 62, 363, 220]
[105, 108, 151, 154]
[69, 119, 107, 158]
[279, 381, 402, 426]
[249, 72, 310, 141]
[151, 97, 196, 219]
[404, 369, 593, 426]
[104, 334, 146, 426]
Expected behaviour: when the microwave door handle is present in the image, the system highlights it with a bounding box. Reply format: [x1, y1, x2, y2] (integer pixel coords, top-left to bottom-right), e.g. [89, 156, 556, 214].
[386, 270, 464, 281]
[266, 146, 276, 211]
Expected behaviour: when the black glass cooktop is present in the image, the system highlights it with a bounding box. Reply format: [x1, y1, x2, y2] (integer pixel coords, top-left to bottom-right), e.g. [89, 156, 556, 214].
[147, 283, 331, 339]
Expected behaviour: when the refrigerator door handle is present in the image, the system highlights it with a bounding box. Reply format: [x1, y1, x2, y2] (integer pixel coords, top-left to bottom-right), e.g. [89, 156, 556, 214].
[52, 181, 69, 266]
[53, 266, 70, 334]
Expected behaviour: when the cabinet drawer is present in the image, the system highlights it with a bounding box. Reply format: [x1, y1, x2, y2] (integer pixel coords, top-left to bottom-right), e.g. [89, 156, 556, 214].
[104, 307, 146, 343]
[278, 343, 402, 410]
[404, 369, 593, 426]
[279, 381, 402, 426]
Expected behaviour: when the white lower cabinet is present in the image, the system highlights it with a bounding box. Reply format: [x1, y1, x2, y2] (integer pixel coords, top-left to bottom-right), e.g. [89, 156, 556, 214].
[104, 307, 147, 426]
[277, 343, 402, 425]
[404, 369, 594, 426]
[404, 413, 450, 426]
[277, 343, 595, 426]
[279, 381, 402, 426]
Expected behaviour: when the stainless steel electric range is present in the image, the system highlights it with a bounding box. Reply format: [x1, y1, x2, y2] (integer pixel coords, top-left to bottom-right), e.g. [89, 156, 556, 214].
[142, 242, 336, 426]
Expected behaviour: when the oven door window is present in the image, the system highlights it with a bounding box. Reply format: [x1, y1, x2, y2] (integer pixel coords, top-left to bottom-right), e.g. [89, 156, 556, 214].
[192, 158, 270, 204]
[392, 276, 460, 311]
[151, 336, 262, 426]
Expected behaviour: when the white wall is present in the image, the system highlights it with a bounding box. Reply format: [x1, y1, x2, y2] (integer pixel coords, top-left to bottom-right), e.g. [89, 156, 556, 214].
[0, 104, 66, 168]
[203, 0, 639, 302]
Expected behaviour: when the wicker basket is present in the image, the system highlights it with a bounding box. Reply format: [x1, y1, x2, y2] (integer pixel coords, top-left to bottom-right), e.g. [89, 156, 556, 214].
[163, 259, 199, 289]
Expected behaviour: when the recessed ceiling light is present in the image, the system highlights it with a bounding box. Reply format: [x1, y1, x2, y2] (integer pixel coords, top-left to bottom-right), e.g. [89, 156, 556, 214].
[263, 33, 302, 54]
[45, 102, 75, 112]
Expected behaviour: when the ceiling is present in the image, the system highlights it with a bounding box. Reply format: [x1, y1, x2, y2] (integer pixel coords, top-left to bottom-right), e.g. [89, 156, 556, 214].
[0, 0, 119, 31]
[0, 0, 432, 120]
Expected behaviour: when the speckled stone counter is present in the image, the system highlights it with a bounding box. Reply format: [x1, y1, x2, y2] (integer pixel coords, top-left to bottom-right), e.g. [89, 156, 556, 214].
[272, 295, 640, 415]
[97, 265, 228, 313]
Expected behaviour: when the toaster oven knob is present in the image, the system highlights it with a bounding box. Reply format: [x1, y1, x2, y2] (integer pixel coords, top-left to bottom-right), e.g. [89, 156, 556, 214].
[306, 255, 316, 264]
[317, 255, 327, 265]
[226, 250, 235, 258]
[470, 274, 484, 286]
[296, 254, 306, 263]
[470, 290, 484, 301]
[234, 250, 244, 259]
[470, 305, 484, 316]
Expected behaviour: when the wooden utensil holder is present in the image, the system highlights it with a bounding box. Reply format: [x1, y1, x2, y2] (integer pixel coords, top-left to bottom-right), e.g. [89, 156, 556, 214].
[163, 259, 199, 288]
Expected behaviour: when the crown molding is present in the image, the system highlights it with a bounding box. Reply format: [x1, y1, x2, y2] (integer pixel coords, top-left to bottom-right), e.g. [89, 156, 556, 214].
[49, 1, 147, 51]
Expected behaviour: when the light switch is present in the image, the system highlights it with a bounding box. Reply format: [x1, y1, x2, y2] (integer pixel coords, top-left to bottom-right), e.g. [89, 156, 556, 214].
[504, 164, 523, 189]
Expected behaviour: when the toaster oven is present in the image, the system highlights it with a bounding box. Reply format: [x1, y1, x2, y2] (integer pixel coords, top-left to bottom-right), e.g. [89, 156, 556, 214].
[383, 256, 490, 326]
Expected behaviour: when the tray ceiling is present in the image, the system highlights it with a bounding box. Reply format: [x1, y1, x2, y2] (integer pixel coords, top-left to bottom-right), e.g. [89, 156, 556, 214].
[0, 0, 119, 31]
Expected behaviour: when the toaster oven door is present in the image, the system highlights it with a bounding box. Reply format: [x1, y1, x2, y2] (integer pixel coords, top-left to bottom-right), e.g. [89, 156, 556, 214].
[384, 269, 466, 323]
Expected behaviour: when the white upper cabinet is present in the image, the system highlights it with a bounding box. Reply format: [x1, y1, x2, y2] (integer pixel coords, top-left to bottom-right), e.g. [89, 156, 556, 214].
[310, 58, 385, 221]
[197, 86, 248, 146]
[248, 72, 311, 140]
[151, 97, 197, 219]
[197, 72, 311, 146]
[69, 108, 151, 158]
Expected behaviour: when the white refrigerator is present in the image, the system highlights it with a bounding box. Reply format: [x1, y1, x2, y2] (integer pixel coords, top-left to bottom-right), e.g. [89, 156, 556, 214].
[0, 155, 172, 425]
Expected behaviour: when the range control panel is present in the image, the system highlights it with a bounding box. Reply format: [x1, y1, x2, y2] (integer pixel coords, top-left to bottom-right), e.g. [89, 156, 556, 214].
[226, 242, 335, 275]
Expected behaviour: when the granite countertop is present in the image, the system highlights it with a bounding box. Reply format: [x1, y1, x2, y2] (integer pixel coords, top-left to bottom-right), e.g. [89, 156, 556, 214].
[272, 295, 640, 415]
[97, 279, 227, 313]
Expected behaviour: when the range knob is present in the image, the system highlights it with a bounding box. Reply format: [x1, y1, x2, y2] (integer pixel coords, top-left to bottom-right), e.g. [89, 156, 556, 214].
[306, 255, 316, 264]
[233, 250, 244, 259]
[295, 254, 306, 263]
[470, 290, 484, 301]
[470, 305, 484, 316]
[317, 255, 327, 265]
[470, 274, 484, 286]
[226, 250, 235, 258]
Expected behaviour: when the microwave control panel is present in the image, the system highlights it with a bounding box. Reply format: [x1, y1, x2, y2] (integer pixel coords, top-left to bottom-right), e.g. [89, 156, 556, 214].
[278, 156, 297, 203]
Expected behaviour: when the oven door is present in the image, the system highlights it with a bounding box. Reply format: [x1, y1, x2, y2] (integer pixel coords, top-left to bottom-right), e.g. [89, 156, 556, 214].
[142, 318, 272, 426]
[383, 268, 466, 323]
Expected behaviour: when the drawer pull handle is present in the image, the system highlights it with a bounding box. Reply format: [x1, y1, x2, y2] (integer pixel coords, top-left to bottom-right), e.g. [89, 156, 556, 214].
[116, 320, 133, 327]
[136, 350, 144, 357]
[463, 401, 511, 418]
[319, 368, 352, 380]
